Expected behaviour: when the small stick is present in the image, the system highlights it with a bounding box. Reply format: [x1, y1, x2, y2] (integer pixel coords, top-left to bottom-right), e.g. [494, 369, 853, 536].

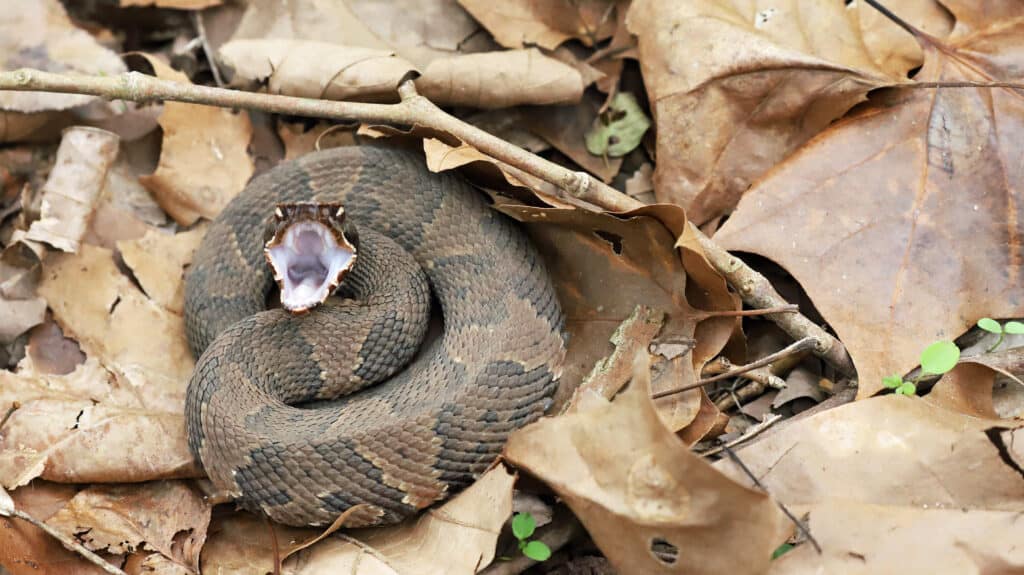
[693, 304, 799, 320]
[0, 488, 127, 575]
[652, 337, 816, 400]
[721, 446, 821, 554]
[192, 11, 224, 87]
[699, 414, 782, 458]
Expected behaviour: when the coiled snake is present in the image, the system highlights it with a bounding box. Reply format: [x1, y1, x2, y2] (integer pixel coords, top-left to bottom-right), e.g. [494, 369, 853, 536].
[184, 146, 565, 527]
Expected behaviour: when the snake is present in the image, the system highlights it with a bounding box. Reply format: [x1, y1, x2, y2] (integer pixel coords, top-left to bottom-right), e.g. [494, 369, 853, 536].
[183, 146, 566, 527]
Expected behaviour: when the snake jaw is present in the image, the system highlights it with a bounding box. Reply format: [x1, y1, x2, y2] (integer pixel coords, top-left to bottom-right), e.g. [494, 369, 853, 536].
[264, 202, 357, 314]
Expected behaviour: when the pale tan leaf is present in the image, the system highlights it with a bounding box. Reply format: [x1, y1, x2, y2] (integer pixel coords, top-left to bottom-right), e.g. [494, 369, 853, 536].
[505, 355, 788, 574]
[417, 48, 584, 109]
[0, 297, 46, 343]
[120, 0, 220, 7]
[457, 0, 617, 49]
[117, 225, 207, 315]
[231, 0, 389, 51]
[200, 512, 316, 575]
[135, 56, 253, 226]
[285, 465, 515, 575]
[219, 40, 417, 102]
[23, 127, 120, 253]
[46, 481, 209, 570]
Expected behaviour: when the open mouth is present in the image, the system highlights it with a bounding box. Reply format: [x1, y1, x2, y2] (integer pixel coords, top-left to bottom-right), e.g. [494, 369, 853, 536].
[265, 217, 356, 313]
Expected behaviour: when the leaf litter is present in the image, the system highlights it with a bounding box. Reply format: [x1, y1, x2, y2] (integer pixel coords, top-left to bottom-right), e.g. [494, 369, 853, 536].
[1, 0, 1023, 574]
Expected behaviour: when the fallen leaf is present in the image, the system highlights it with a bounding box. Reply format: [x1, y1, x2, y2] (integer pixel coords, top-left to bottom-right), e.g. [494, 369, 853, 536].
[505, 353, 789, 574]
[713, 7, 1024, 396]
[284, 465, 515, 575]
[714, 395, 1024, 510]
[0, 355, 197, 487]
[134, 55, 253, 226]
[769, 500, 1024, 574]
[417, 48, 584, 108]
[120, 0, 221, 7]
[626, 0, 927, 223]
[230, 0, 390, 51]
[583, 92, 651, 159]
[25, 319, 85, 376]
[117, 225, 207, 315]
[219, 40, 417, 103]
[199, 511, 317, 575]
[853, 0, 954, 77]
[523, 92, 623, 183]
[278, 123, 357, 160]
[0, 295, 45, 346]
[46, 481, 209, 570]
[0, 0, 126, 113]
[23, 127, 120, 252]
[457, 0, 617, 50]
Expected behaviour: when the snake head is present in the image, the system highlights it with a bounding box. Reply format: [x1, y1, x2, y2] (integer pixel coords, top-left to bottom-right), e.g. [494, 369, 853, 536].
[264, 202, 358, 314]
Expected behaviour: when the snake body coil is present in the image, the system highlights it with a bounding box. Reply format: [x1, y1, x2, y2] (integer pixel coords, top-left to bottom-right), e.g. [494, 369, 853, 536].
[184, 146, 565, 527]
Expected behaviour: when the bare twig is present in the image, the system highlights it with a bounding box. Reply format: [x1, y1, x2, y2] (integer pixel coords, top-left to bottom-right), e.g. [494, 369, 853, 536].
[0, 68, 855, 375]
[192, 11, 224, 87]
[652, 337, 817, 400]
[721, 446, 821, 554]
[699, 413, 782, 458]
[692, 304, 798, 321]
[0, 488, 127, 575]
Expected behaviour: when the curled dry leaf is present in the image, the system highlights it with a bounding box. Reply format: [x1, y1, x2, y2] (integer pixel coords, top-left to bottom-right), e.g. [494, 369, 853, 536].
[219, 40, 417, 103]
[417, 48, 584, 109]
[117, 225, 207, 315]
[714, 395, 1024, 511]
[23, 127, 119, 253]
[769, 500, 1024, 574]
[713, 6, 1024, 396]
[0, 356, 198, 487]
[457, 0, 618, 50]
[504, 354, 789, 575]
[46, 481, 209, 570]
[134, 55, 253, 226]
[0, 298, 45, 344]
[284, 465, 515, 575]
[626, 0, 925, 223]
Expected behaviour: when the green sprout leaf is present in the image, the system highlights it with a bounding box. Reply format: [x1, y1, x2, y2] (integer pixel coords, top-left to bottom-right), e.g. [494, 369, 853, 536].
[920, 341, 960, 375]
[977, 317, 1003, 334]
[522, 540, 552, 561]
[772, 543, 794, 560]
[585, 92, 651, 158]
[896, 381, 917, 396]
[882, 374, 903, 389]
[1004, 321, 1024, 335]
[511, 513, 536, 540]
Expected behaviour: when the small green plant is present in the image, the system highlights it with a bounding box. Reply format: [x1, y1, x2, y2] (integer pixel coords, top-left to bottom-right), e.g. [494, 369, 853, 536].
[772, 542, 794, 560]
[512, 512, 552, 562]
[883, 340, 960, 396]
[977, 317, 1024, 352]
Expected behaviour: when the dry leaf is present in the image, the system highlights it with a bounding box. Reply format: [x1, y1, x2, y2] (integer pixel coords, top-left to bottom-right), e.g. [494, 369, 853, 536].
[505, 354, 789, 574]
[714, 395, 1024, 510]
[46, 481, 209, 570]
[120, 0, 221, 7]
[0, 0, 126, 113]
[769, 500, 1024, 574]
[219, 40, 417, 102]
[23, 127, 120, 253]
[0, 297, 45, 344]
[25, 319, 85, 376]
[134, 55, 253, 226]
[713, 7, 1024, 396]
[200, 511, 317, 575]
[118, 225, 207, 315]
[457, 0, 617, 49]
[417, 48, 584, 108]
[285, 465, 515, 575]
[626, 0, 925, 223]
[853, 0, 954, 76]
[523, 92, 622, 183]
[0, 355, 197, 487]
[230, 0, 389, 51]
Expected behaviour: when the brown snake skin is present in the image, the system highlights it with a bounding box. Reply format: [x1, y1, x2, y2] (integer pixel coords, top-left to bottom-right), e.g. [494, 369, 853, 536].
[184, 146, 566, 527]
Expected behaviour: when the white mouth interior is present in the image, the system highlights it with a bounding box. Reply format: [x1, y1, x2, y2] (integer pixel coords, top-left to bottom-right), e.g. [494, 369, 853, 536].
[266, 221, 354, 312]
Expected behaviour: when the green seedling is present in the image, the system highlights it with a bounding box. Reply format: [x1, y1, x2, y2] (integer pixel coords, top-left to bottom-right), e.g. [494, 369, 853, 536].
[977, 317, 1024, 352]
[511, 512, 551, 562]
[883, 340, 960, 396]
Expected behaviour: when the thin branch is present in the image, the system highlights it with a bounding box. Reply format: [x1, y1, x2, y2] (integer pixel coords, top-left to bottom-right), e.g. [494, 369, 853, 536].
[699, 413, 782, 458]
[722, 446, 821, 554]
[1, 504, 127, 574]
[861, 0, 926, 42]
[693, 304, 799, 320]
[652, 337, 817, 400]
[192, 11, 224, 87]
[0, 68, 855, 375]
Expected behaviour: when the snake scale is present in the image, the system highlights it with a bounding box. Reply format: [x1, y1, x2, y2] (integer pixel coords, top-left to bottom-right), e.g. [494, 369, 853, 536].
[184, 146, 566, 527]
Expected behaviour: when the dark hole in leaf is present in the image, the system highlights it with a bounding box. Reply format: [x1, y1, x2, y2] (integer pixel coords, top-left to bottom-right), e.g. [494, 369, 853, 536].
[609, 108, 628, 122]
[907, 65, 922, 79]
[651, 538, 679, 564]
[594, 230, 623, 255]
[608, 135, 621, 146]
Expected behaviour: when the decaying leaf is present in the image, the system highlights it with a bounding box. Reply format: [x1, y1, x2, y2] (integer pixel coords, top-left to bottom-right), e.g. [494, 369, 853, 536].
[200, 512, 318, 575]
[0, 297, 45, 344]
[626, 0, 924, 223]
[505, 354, 789, 575]
[230, 0, 390, 52]
[120, 0, 221, 7]
[284, 465, 515, 575]
[0, 356, 197, 487]
[23, 127, 119, 252]
[118, 225, 207, 315]
[457, 0, 618, 50]
[417, 48, 584, 108]
[46, 480, 209, 570]
[714, 395, 1024, 510]
[713, 6, 1024, 396]
[584, 92, 651, 159]
[135, 55, 254, 226]
[523, 92, 623, 183]
[219, 40, 417, 102]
